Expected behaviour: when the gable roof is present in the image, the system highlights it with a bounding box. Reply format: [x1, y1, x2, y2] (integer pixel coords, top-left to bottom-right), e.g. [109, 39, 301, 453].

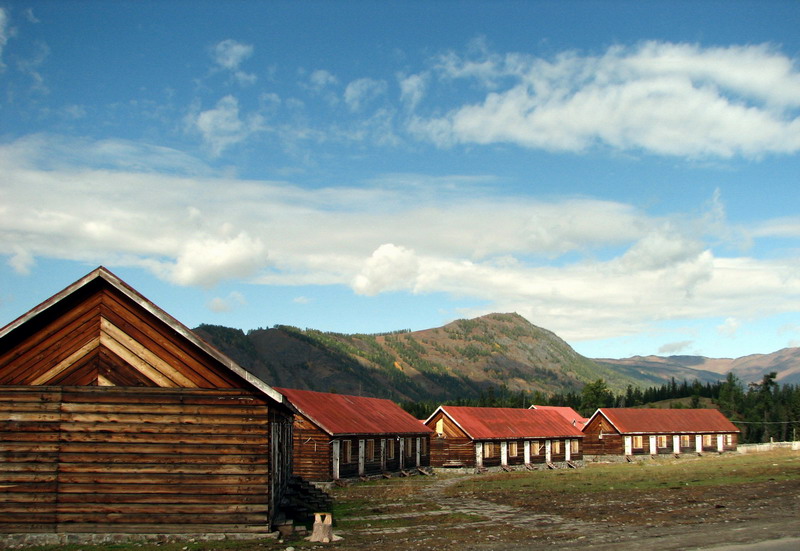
[427, 405, 584, 440]
[587, 408, 740, 434]
[530, 405, 588, 429]
[276, 387, 433, 436]
[0, 266, 284, 404]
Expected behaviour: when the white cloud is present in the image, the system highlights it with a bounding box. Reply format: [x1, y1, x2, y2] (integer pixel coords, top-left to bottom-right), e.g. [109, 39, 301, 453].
[186, 95, 264, 156]
[352, 244, 420, 295]
[208, 291, 246, 313]
[717, 317, 740, 337]
[658, 341, 694, 355]
[399, 73, 426, 110]
[159, 232, 269, 288]
[308, 69, 338, 91]
[412, 42, 800, 158]
[344, 77, 387, 111]
[8, 246, 34, 275]
[2, 135, 800, 344]
[211, 39, 256, 85]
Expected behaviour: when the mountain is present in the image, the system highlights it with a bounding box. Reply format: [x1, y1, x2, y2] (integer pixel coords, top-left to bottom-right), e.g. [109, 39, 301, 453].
[598, 349, 800, 386]
[196, 313, 695, 402]
[195, 313, 800, 403]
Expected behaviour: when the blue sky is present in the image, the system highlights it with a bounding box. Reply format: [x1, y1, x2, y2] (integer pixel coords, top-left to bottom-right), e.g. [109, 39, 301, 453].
[2, 1, 800, 361]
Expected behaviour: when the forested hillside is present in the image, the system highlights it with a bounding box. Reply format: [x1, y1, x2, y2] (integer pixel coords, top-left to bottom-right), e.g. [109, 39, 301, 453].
[195, 313, 654, 402]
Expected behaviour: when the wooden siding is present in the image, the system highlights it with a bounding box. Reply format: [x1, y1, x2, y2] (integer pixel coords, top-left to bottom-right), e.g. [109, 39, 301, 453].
[0, 284, 241, 389]
[582, 414, 624, 455]
[0, 386, 278, 535]
[291, 414, 331, 482]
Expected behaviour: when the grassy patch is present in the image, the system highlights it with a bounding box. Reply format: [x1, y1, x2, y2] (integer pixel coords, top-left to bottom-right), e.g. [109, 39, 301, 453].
[445, 449, 800, 497]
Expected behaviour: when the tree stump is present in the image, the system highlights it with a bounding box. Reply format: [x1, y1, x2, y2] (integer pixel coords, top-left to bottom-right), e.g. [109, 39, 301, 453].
[307, 512, 338, 543]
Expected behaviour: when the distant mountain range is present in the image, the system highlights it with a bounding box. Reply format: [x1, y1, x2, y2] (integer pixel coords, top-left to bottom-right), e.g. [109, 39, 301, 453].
[194, 313, 799, 402]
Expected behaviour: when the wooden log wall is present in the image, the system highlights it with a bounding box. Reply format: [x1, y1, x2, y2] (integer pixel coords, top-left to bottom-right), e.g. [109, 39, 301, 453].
[0, 386, 275, 535]
[290, 415, 331, 482]
[430, 436, 474, 467]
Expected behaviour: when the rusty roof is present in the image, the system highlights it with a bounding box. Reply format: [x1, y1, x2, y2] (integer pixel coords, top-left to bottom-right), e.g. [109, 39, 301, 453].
[530, 405, 588, 429]
[429, 406, 585, 440]
[276, 387, 433, 437]
[589, 408, 741, 434]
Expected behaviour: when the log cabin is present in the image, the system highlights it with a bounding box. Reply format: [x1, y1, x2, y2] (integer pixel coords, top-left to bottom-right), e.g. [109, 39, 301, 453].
[0, 267, 294, 539]
[424, 406, 585, 469]
[276, 387, 433, 481]
[582, 408, 741, 458]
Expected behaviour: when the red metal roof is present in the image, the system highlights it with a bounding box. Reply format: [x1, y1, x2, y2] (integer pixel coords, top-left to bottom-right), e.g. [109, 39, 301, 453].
[530, 405, 588, 429]
[435, 406, 585, 440]
[592, 408, 740, 434]
[276, 387, 433, 436]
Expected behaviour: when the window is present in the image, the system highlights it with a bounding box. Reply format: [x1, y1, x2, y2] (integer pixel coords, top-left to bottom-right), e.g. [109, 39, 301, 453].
[435, 418, 444, 436]
[680, 435, 692, 448]
[342, 440, 353, 463]
[570, 439, 579, 454]
[725, 434, 734, 446]
[552, 440, 561, 454]
[508, 441, 518, 457]
[531, 440, 539, 455]
[657, 435, 668, 448]
[483, 442, 495, 458]
[419, 437, 427, 456]
[404, 437, 413, 458]
[632, 436, 644, 449]
[387, 439, 395, 460]
[703, 434, 714, 447]
[366, 439, 375, 462]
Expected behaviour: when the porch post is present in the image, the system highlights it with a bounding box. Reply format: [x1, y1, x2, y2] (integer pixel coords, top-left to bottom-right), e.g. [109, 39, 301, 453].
[649, 435, 657, 455]
[673, 435, 680, 454]
[358, 439, 365, 476]
[624, 435, 632, 456]
[716, 434, 724, 452]
[475, 441, 483, 468]
[565, 439, 571, 462]
[545, 440, 552, 463]
[695, 434, 703, 453]
[524, 440, 531, 464]
[332, 440, 341, 480]
[500, 441, 508, 466]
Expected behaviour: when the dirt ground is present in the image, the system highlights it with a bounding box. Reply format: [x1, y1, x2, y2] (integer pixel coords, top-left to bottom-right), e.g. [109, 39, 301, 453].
[325, 455, 800, 551]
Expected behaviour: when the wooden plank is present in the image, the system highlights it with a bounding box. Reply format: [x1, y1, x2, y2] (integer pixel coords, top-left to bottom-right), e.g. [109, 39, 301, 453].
[56, 473, 269, 485]
[55, 523, 271, 534]
[58, 483, 269, 495]
[57, 463, 268, 475]
[0, 301, 103, 385]
[60, 401, 271, 417]
[100, 318, 199, 388]
[57, 422, 269, 436]
[98, 290, 239, 389]
[58, 411, 268, 426]
[0, 293, 102, 374]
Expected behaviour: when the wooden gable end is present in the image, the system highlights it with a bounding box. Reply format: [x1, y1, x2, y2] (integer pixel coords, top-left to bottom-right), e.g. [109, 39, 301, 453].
[0, 279, 241, 389]
[583, 412, 619, 436]
[427, 410, 469, 439]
